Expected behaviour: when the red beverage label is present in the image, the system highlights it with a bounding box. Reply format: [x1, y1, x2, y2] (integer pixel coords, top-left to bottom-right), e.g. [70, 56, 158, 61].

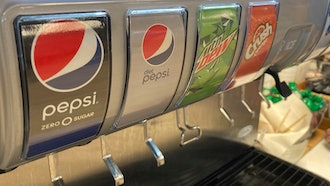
[230, 3, 277, 88]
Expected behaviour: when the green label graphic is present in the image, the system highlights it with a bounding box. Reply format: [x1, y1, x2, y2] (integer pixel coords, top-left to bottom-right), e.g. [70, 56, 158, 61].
[179, 4, 240, 106]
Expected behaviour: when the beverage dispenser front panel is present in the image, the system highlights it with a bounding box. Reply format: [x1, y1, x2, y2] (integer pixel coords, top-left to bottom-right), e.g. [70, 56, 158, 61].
[0, 0, 330, 175]
[115, 8, 187, 128]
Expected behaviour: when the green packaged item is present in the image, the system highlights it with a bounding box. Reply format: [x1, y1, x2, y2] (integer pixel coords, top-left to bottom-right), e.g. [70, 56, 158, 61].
[264, 82, 325, 112]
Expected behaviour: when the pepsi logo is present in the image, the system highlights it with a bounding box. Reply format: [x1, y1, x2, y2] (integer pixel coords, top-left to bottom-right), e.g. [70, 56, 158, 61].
[142, 24, 174, 65]
[31, 19, 104, 92]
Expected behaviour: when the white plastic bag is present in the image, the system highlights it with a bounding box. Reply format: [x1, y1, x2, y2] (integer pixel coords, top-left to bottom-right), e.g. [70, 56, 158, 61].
[258, 94, 312, 163]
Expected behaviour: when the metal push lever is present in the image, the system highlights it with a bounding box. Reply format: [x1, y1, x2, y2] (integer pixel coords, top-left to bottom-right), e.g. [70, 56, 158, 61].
[175, 107, 202, 146]
[141, 120, 165, 167]
[259, 91, 271, 108]
[218, 93, 235, 127]
[103, 155, 124, 186]
[48, 153, 65, 186]
[241, 85, 255, 119]
[258, 76, 271, 108]
[100, 136, 124, 186]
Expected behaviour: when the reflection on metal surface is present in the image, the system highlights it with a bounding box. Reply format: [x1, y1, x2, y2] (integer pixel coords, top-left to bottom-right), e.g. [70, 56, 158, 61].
[51, 177, 64, 186]
[145, 139, 165, 167]
[142, 120, 165, 167]
[175, 107, 202, 146]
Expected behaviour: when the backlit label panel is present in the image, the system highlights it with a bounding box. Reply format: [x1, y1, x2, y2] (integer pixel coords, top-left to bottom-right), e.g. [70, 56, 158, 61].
[15, 12, 111, 157]
[117, 8, 186, 127]
[227, 2, 278, 89]
[178, 4, 240, 107]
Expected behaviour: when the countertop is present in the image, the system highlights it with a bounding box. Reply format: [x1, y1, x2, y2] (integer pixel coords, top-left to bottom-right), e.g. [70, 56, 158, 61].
[296, 139, 330, 181]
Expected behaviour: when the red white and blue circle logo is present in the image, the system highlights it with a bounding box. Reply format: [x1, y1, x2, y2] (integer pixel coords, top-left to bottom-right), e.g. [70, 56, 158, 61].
[142, 24, 174, 65]
[31, 20, 104, 92]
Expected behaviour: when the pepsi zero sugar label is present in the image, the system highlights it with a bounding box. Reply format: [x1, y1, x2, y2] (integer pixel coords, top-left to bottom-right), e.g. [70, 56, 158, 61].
[115, 8, 186, 128]
[14, 12, 111, 158]
[178, 4, 240, 107]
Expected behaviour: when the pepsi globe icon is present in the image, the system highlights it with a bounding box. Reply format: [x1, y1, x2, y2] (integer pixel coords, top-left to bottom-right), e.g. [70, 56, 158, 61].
[142, 24, 174, 65]
[31, 19, 104, 92]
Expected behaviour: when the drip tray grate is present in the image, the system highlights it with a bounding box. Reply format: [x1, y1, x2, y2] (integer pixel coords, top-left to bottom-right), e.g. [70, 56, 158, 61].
[196, 148, 330, 186]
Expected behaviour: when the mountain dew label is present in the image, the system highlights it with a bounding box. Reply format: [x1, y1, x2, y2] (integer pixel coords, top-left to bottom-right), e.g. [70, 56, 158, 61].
[178, 4, 240, 107]
[196, 30, 237, 72]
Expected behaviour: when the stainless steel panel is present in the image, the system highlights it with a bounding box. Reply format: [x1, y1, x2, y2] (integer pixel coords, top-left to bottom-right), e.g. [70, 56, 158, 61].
[268, 0, 329, 72]
[115, 7, 187, 129]
[0, 80, 262, 186]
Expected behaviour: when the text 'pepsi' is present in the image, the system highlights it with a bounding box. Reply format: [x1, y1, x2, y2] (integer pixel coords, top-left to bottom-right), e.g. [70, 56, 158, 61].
[142, 68, 170, 84]
[15, 12, 111, 158]
[0, 0, 329, 173]
[42, 92, 97, 121]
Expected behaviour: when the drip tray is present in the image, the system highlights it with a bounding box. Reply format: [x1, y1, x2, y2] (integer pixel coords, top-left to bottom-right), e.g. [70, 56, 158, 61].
[196, 148, 330, 186]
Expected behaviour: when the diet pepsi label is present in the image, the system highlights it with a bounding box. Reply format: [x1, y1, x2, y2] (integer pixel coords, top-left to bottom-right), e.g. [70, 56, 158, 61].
[117, 8, 186, 127]
[15, 12, 111, 157]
